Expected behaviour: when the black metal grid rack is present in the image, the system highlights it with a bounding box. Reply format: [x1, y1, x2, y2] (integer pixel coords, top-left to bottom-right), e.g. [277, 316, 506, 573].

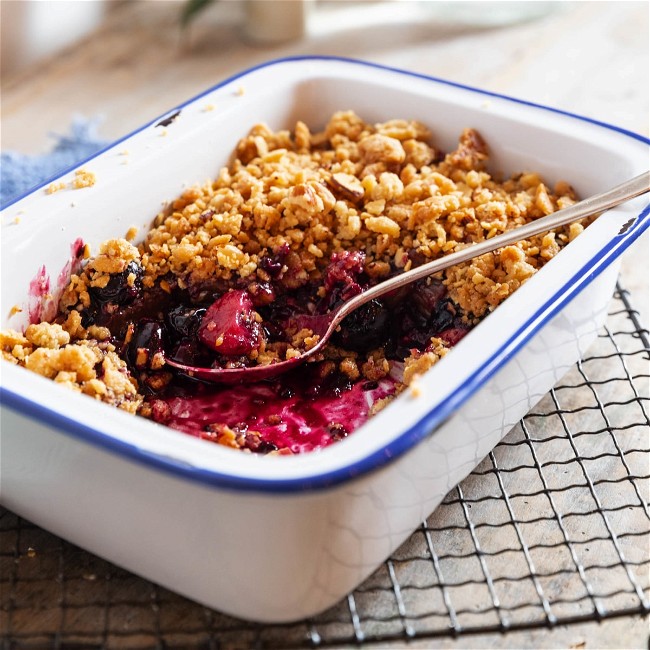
[1, 283, 648, 649]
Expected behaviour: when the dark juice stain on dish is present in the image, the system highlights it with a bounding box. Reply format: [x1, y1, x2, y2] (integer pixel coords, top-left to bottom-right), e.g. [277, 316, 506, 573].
[26, 239, 86, 325]
[28, 266, 51, 324]
[156, 110, 181, 128]
[617, 217, 636, 235]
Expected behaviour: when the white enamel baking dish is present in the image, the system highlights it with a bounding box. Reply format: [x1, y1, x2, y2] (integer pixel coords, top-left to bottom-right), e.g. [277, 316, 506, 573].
[1, 57, 648, 623]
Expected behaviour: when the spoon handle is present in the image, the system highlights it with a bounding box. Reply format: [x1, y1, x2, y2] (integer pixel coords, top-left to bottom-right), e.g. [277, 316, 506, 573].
[336, 171, 650, 322]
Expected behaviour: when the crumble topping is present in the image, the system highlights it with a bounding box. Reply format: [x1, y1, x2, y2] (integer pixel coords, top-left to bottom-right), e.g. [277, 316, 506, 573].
[128, 111, 578, 318]
[1, 322, 141, 413]
[402, 337, 450, 387]
[2, 111, 584, 448]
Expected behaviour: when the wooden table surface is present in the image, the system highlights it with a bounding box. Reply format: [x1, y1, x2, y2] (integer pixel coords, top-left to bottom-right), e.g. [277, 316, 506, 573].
[1, 1, 648, 648]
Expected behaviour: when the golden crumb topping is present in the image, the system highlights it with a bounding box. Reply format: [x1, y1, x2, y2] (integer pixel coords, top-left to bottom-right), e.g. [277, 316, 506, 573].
[136, 111, 577, 322]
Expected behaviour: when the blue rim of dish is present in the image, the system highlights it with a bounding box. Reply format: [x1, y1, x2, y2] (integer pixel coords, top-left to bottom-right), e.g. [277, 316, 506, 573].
[1, 56, 649, 493]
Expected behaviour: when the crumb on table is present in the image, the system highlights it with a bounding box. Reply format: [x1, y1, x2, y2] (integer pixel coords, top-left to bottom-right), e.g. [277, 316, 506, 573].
[72, 169, 96, 189]
[46, 181, 67, 195]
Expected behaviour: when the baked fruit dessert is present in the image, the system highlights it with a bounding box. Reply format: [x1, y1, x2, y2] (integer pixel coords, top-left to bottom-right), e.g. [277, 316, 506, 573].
[1, 111, 584, 454]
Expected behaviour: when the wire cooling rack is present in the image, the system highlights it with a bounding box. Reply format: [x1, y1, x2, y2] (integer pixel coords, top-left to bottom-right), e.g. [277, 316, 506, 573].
[1, 283, 648, 649]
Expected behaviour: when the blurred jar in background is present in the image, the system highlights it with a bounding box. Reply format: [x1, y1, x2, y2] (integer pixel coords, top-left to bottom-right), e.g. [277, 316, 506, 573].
[243, 0, 313, 44]
[241, 1, 556, 44]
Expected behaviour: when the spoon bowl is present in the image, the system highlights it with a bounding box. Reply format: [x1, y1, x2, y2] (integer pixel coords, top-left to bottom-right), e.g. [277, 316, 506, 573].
[165, 172, 649, 384]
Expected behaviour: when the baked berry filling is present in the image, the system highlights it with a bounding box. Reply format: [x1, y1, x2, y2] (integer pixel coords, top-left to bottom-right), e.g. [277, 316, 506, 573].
[65, 247, 469, 453]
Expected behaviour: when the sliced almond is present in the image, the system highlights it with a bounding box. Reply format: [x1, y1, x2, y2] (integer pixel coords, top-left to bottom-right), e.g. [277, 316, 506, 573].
[328, 172, 365, 201]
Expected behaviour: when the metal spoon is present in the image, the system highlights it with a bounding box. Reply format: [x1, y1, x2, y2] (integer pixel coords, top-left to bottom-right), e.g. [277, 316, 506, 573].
[165, 171, 649, 384]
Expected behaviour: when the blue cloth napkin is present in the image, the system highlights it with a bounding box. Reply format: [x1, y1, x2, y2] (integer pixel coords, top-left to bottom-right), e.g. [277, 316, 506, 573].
[1, 117, 108, 209]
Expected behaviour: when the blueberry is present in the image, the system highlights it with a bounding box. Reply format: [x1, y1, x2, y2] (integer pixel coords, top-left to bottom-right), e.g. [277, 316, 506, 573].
[259, 256, 284, 279]
[126, 319, 166, 370]
[258, 244, 289, 280]
[90, 261, 143, 305]
[334, 299, 390, 352]
[257, 441, 279, 454]
[428, 298, 455, 333]
[386, 308, 430, 358]
[411, 280, 447, 317]
[388, 296, 460, 357]
[165, 305, 206, 341]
